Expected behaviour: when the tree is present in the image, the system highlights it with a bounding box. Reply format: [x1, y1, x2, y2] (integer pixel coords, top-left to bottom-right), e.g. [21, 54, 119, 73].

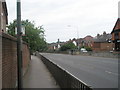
[85, 46, 92, 51]
[60, 42, 77, 51]
[7, 19, 47, 52]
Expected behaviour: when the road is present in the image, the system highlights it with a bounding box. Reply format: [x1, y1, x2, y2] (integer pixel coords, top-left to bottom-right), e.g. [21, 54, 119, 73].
[41, 53, 118, 88]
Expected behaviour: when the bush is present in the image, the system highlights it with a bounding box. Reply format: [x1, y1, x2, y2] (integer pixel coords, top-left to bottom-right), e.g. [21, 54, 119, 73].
[60, 42, 77, 51]
[85, 46, 92, 51]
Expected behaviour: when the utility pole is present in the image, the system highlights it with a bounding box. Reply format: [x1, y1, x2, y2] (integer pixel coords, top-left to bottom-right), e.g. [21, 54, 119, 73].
[17, 0, 23, 89]
[76, 27, 80, 50]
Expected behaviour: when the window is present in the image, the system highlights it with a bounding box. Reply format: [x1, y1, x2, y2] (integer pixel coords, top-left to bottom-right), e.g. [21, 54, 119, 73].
[115, 33, 119, 40]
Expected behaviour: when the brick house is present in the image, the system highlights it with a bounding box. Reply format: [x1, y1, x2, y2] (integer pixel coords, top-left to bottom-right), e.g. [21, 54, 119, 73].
[93, 32, 114, 51]
[71, 36, 93, 49]
[0, 0, 8, 33]
[75, 38, 83, 48]
[83, 35, 93, 48]
[111, 18, 120, 51]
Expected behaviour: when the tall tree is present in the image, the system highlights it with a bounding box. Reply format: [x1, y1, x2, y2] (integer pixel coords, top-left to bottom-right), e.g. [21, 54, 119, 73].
[7, 19, 47, 52]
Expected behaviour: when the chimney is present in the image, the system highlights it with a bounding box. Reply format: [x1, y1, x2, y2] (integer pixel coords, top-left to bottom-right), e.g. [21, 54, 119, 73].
[58, 39, 60, 43]
[103, 31, 106, 35]
[97, 34, 100, 39]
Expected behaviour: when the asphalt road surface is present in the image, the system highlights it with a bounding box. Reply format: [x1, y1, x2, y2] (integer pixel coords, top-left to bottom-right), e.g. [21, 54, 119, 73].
[41, 53, 118, 88]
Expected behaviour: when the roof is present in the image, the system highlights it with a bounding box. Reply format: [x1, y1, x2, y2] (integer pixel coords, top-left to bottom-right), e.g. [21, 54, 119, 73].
[111, 18, 120, 34]
[48, 42, 65, 47]
[93, 34, 112, 43]
[83, 35, 93, 41]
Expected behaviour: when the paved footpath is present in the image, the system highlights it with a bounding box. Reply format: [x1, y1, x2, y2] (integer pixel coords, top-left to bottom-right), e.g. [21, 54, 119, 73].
[23, 55, 59, 88]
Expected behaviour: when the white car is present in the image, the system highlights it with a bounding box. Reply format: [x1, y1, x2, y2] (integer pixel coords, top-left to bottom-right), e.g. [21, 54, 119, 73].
[80, 48, 88, 52]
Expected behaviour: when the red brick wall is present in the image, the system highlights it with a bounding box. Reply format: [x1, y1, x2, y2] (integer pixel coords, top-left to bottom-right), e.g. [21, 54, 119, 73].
[93, 42, 114, 51]
[22, 44, 30, 75]
[100, 43, 114, 51]
[0, 33, 2, 90]
[112, 33, 114, 41]
[2, 33, 30, 88]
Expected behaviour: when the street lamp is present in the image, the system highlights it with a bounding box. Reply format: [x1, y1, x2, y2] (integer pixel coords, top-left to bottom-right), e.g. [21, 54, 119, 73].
[17, 0, 23, 89]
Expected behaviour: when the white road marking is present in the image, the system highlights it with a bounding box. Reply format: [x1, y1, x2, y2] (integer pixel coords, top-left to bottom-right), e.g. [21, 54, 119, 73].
[105, 71, 118, 76]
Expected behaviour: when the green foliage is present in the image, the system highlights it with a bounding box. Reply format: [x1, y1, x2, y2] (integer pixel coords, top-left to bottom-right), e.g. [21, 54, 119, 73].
[60, 42, 77, 51]
[7, 20, 17, 37]
[85, 46, 92, 51]
[7, 19, 47, 52]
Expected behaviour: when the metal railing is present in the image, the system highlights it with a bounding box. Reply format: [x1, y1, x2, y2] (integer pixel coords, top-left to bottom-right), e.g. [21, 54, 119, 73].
[37, 53, 92, 90]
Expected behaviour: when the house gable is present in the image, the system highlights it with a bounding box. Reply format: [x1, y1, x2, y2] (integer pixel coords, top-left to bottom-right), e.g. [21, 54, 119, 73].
[111, 18, 120, 34]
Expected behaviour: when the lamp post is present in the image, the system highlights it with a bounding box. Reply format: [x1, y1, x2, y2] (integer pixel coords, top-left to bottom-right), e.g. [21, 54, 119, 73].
[17, 0, 23, 89]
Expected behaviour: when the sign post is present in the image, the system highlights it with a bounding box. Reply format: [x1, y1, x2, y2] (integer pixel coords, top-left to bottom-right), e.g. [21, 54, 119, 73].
[17, 0, 23, 89]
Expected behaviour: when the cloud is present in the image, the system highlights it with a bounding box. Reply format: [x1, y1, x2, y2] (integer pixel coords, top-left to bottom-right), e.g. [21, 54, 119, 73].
[6, 0, 119, 43]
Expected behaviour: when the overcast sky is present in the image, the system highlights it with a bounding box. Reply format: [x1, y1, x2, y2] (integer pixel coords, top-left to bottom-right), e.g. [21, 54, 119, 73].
[6, 0, 119, 43]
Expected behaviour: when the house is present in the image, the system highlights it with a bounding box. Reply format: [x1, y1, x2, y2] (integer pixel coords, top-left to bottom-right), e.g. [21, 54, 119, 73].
[48, 39, 65, 51]
[48, 43, 57, 50]
[0, 0, 8, 33]
[83, 35, 93, 48]
[65, 36, 93, 50]
[111, 18, 120, 51]
[93, 32, 114, 51]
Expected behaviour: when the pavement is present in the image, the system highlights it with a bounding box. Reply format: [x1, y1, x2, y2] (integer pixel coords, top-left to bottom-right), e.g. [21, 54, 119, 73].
[23, 55, 60, 88]
[41, 53, 118, 88]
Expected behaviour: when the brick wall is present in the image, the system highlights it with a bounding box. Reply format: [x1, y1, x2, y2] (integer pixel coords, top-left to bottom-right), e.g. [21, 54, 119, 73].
[93, 42, 114, 51]
[92, 42, 100, 51]
[0, 33, 2, 90]
[2, 33, 30, 88]
[0, 1, 2, 32]
[22, 43, 30, 75]
[100, 43, 114, 51]
[112, 33, 114, 41]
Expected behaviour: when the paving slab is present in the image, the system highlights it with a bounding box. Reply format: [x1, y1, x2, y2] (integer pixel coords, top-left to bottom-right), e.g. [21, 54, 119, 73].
[23, 55, 60, 88]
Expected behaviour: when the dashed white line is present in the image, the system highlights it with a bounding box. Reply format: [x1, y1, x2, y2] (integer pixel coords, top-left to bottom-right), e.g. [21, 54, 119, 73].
[105, 71, 118, 76]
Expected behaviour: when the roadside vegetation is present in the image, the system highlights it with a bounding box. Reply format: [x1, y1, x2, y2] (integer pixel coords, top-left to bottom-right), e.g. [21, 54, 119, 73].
[60, 42, 77, 51]
[7, 19, 47, 53]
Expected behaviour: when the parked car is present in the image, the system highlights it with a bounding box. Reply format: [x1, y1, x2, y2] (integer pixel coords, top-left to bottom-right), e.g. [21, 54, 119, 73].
[80, 48, 88, 52]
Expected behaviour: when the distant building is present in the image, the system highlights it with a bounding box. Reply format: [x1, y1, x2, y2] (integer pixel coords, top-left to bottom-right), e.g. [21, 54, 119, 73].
[93, 31, 114, 51]
[65, 36, 93, 50]
[48, 39, 65, 51]
[111, 18, 120, 51]
[0, 0, 8, 33]
[75, 38, 84, 48]
[83, 35, 93, 48]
